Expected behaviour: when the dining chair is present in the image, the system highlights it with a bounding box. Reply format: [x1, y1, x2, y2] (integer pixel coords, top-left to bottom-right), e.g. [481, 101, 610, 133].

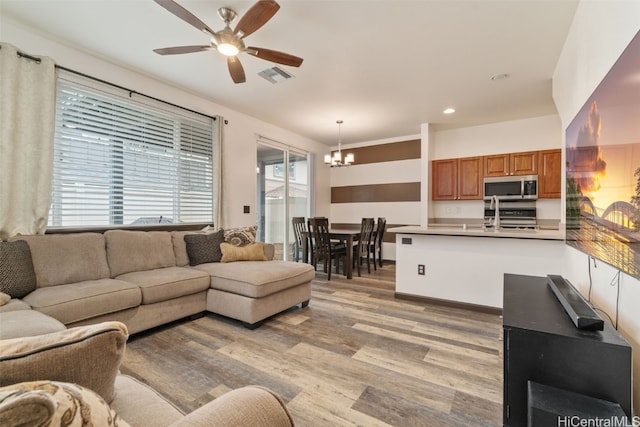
[308, 217, 346, 280]
[291, 217, 307, 262]
[353, 217, 375, 276]
[370, 217, 387, 270]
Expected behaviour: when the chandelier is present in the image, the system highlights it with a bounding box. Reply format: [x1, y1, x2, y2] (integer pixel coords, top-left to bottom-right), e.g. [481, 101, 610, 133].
[324, 120, 354, 167]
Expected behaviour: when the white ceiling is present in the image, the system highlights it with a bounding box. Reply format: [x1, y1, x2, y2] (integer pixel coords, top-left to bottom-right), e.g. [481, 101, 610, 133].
[1, 0, 579, 146]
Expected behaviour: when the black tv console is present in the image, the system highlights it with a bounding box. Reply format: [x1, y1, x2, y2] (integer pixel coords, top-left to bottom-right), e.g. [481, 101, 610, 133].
[502, 273, 632, 427]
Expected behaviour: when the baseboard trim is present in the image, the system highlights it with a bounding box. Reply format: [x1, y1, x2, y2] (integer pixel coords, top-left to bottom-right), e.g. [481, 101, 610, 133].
[394, 292, 503, 315]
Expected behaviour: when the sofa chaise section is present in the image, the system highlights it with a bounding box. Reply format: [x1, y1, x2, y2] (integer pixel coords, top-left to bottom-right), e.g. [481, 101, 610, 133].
[195, 260, 314, 327]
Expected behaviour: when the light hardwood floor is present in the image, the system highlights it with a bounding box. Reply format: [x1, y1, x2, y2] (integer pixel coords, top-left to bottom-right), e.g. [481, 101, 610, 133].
[121, 263, 504, 426]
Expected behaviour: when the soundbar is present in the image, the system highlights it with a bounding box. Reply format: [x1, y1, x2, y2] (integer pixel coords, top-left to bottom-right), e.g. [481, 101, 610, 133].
[547, 274, 604, 331]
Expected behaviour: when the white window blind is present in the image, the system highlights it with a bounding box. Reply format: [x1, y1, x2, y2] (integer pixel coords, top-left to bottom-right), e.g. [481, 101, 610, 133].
[50, 74, 219, 227]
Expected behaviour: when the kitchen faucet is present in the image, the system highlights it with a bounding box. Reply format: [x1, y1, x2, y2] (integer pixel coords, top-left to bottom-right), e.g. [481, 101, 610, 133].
[490, 195, 500, 230]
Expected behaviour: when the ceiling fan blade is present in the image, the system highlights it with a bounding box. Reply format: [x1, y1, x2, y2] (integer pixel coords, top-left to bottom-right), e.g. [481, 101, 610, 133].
[246, 47, 303, 67]
[227, 56, 246, 84]
[154, 0, 216, 36]
[153, 45, 212, 55]
[234, 0, 280, 39]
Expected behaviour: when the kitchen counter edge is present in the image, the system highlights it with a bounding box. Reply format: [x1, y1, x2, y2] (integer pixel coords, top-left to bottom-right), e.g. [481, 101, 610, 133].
[387, 225, 565, 240]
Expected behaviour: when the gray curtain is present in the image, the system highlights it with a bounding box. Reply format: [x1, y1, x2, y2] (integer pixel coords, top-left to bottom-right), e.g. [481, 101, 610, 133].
[0, 43, 56, 241]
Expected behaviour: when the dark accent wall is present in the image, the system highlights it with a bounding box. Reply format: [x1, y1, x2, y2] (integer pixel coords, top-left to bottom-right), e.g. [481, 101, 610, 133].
[331, 182, 421, 203]
[330, 139, 420, 165]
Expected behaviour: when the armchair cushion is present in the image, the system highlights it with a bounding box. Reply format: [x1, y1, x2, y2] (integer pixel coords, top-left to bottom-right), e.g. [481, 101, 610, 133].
[0, 321, 128, 403]
[170, 386, 294, 427]
[0, 380, 130, 427]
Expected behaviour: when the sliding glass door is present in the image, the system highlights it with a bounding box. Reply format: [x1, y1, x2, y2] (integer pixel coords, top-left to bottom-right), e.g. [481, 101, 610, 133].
[257, 143, 309, 260]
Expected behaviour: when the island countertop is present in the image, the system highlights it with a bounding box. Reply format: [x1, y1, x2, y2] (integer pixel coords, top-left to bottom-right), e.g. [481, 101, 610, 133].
[388, 224, 564, 240]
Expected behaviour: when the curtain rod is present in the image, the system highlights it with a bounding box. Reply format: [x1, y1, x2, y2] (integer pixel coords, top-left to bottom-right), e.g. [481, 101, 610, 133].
[55, 65, 217, 121]
[0, 45, 42, 63]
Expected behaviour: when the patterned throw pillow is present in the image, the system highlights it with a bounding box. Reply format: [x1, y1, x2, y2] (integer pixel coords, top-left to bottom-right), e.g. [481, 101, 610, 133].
[224, 225, 257, 247]
[0, 381, 130, 427]
[0, 240, 37, 298]
[220, 242, 267, 263]
[184, 229, 225, 266]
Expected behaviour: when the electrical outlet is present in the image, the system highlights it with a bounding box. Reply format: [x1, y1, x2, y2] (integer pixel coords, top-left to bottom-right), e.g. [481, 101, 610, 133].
[418, 264, 425, 275]
[243, 205, 250, 214]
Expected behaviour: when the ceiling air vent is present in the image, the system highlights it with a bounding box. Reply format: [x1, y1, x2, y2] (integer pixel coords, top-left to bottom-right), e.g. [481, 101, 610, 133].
[258, 66, 295, 84]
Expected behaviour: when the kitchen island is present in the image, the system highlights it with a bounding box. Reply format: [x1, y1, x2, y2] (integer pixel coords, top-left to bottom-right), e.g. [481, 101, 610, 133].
[389, 224, 566, 310]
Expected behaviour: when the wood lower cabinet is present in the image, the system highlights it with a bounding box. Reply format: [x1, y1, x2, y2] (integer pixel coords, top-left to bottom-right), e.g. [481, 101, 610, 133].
[484, 152, 538, 177]
[538, 149, 562, 198]
[432, 157, 482, 200]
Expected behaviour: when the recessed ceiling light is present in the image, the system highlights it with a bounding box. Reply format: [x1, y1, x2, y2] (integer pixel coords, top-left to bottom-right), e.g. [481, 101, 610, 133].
[443, 108, 456, 114]
[490, 73, 510, 81]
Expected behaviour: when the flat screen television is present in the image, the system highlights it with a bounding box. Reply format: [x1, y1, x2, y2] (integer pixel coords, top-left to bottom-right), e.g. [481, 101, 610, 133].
[565, 30, 640, 280]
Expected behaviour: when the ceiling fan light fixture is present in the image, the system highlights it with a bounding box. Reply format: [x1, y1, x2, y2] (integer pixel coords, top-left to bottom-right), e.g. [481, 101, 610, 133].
[217, 43, 239, 56]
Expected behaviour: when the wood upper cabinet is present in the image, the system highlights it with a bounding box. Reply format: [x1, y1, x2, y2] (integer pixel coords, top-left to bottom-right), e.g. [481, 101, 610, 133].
[538, 149, 562, 198]
[458, 156, 483, 199]
[432, 156, 482, 200]
[484, 151, 538, 177]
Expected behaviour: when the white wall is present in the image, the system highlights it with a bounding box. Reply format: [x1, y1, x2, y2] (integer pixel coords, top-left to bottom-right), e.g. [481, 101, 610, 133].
[329, 134, 422, 261]
[553, 0, 640, 415]
[1, 16, 331, 229]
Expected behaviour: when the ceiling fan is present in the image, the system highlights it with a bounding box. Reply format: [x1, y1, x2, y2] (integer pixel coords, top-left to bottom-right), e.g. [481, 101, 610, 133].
[153, 0, 303, 84]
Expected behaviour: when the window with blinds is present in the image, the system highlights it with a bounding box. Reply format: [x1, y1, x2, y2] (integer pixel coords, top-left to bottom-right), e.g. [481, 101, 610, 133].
[50, 76, 219, 227]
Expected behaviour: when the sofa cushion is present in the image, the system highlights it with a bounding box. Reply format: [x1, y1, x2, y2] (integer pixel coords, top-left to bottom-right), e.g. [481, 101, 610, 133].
[0, 298, 31, 313]
[220, 242, 268, 263]
[194, 261, 315, 298]
[105, 230, 177, 276]
[171, 227, 216, 267]
[0, 381, 131, 427]
[0, 240, 37, 298]
[0, 310, 66, 340]
[116, 267, 210, 305]
[224, 225, 257, 247]
[185, 229, 225, 265]
[0, 321, 128, 403]
[22, 278, 141, 325]
[12, 233, 111, 287]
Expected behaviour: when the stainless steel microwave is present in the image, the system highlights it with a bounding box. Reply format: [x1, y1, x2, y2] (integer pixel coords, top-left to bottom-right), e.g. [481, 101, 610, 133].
[483, 175, 538, 200]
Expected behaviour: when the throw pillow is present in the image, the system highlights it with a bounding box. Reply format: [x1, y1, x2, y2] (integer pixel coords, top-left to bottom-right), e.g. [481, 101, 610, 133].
[0, 240, 37, 298]
[224, 225, 257, 247]
[0, 385, 56, 426]
[220, 242, 267, 263]
[0, 292, 10, 306]
[0, 381, 130, 427]
[184, 229, 225, 266]
[0, 321, 128, 403]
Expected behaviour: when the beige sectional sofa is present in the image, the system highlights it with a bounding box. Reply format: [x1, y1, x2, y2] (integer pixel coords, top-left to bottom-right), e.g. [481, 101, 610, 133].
[1, 229, 315, 334]
[0, 228, 314, 425]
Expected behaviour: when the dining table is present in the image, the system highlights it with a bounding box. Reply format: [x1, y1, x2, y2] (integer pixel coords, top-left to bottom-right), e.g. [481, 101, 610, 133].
[302, 228, 361, 279]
